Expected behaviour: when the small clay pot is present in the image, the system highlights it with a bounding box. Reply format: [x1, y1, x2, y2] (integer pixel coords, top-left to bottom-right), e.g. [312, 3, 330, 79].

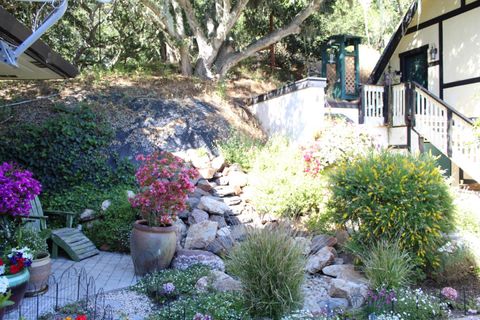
[26, 252, 51, 297]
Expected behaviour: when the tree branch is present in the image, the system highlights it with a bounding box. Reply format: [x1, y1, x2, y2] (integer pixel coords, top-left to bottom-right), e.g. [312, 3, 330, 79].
[140, 0, 180, 39]
[217, 0, 325, 76]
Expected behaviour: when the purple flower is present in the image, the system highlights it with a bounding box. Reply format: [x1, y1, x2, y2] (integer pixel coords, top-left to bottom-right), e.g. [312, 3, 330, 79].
[193, 313, 212, 320]
[162, 282, 175, 295]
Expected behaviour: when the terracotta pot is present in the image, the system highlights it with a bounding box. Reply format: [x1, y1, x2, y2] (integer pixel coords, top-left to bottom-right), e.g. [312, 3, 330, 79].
[0, 307, 5, 320]
[25, 252, 51, 297]
[5, 268, 29, 312]
[130, 220, 177, 275]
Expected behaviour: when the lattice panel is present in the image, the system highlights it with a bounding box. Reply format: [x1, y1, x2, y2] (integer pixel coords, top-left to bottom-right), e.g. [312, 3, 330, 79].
[345, 55, 356, 94]
[327, 64, 336, 88]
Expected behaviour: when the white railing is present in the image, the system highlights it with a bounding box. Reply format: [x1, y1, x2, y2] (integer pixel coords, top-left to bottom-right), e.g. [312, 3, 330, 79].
[413, 86, 480, 182]
[392, 83, 406, 126]
[363, 85, 384, 126]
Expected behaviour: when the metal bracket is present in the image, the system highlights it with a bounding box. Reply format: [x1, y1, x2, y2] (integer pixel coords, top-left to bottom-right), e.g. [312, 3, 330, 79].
[0, 0, 68, 68]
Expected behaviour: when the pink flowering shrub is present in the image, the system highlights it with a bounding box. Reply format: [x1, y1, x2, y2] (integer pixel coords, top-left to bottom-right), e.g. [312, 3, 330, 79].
[0, 162, 41, 217]
[130, 151, 198, 227]
[441, 287, 458, 301]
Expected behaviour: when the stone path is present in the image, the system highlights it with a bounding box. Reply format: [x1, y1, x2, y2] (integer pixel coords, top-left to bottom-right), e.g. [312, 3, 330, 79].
[5, 252, 139, 320]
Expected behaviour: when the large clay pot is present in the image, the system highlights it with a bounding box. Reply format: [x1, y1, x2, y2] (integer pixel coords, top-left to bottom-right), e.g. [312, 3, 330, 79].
[25, 252, 51, 297]
[130, 220, 177, 275]
[5, 268, 29, 312]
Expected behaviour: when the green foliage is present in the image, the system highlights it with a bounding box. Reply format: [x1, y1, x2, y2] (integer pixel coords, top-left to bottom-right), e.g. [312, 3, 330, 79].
[250, 137, 328, 219]
[84, 188, 138, 253]
[216, 130, 263, 171]
[434, 244, 478, 286]
[148, 292, 249, 320]
[327, 151, 454, 271]
[15, 227, 50, 258]
[353, 240, 414, 290]
[135, 264, 211, 299]
[226, 227, 305, 320]
[0, 104, 135, 195]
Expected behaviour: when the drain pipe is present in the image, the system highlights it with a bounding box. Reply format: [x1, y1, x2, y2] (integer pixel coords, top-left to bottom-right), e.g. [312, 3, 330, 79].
[0, 0, 68, 67]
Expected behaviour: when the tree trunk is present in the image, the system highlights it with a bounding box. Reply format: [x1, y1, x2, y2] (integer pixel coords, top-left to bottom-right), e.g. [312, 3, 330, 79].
[179, 44, 192, 76]
[269, 13, 276, 69]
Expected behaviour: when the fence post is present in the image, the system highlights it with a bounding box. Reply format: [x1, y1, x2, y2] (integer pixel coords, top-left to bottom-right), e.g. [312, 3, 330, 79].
[447, 109, 453, 157]
[405, 82, 415, 151]
[359, 85, 365, 124]
[383, 84, 390, 125]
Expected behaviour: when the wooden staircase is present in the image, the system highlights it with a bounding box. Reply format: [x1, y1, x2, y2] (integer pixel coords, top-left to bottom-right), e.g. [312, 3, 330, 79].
[361, 82, 480, 183]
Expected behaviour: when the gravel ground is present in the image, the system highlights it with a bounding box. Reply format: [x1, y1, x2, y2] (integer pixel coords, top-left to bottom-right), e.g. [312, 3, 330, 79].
[104, 288, 157, 320]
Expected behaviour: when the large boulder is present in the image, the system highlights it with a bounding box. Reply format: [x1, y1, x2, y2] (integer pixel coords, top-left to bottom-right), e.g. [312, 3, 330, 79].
[184, 220, 218, 249]
[188, 209, 209, 225]
[310, 235, 338, 255]
[173, 219, 187, 250]
[195, 270, 242, 293]
[322, 265, 368, 284]
[328, 278, 368, 308]
[306, 247, 336, 274]
[171, 249, 225, 271]
[228, 171, 248, 189]
[197, 196, 231, 215]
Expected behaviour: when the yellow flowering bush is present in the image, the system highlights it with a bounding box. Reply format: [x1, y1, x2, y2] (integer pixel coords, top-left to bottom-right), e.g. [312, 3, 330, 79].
[327, 151, 454, 271]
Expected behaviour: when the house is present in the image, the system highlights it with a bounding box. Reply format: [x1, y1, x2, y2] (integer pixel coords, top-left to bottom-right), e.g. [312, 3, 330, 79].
[0, 5, 78, 80]
[364, 0, 480, 184]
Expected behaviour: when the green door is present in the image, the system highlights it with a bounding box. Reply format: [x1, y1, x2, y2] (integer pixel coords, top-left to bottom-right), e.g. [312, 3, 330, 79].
[401, 49, 428, 88]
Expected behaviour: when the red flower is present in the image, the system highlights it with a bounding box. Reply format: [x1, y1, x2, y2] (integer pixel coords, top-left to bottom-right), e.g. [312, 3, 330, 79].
[76, 315, 87, 320]
[10, 264, 21, 274]
[0, 258, 3, 266]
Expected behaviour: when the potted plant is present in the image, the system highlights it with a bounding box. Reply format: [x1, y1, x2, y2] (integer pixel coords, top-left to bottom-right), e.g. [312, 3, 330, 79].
[0, 162, 41, 311]
[0, 276, 14, 320]
[129, 151, 198, 275]
[16, 228, 51, 296]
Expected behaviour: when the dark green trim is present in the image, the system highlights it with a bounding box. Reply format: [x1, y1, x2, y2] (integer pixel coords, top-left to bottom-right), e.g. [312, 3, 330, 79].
[443, 76, 480, 89]
[439, 22, 444, 99]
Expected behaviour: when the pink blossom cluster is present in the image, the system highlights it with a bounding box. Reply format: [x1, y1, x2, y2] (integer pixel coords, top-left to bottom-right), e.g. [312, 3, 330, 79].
[302, 142, 325, 177]
[130, 151, 198, 227]
[0, 162, 42, 217]
[441, 287, 458, 301]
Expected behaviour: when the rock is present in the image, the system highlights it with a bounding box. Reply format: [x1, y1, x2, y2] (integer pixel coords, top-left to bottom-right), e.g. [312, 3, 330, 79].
[197, 179, 214, 192]
[221, 196, 242, 206]
[228, 163, 243, 173]
[229, 204, 245, 216]
[302, 275, 331, 313]
[316, 298, 349, 311]
[184, 221, 218, 249]
[188, 209, 209, 225]
[240, 186, 255, 203]
[198, 167, 217, 180]
[192, 187, 211, 198]
[197, 196, 231, 215]
[211, 156, 226, 172]
[228, 171, 248, 188]
[186, 197, 200, 209]
[209, 215, 227, 229]
[215, 176, 230, 186]
[174, 219, 187, 250]
[322, 265, 368, 284]
[333, 258, 344, 265]
[187, 148, 212, 169]
[230, 224, 247, 241]
[178, 210, 190, 220]
[217, 227, 231, 238]
[171, 249, 225, 271]
[213, 186, 236, 197]
[195, 270, 242, 293]
[328, 278, 368, 308]
[224, 214, 242, 226]
[101, 200, 112, 211]
[306, 247, 336, 274]
[205, 236, 235, 255]
[310, 235, 338, 255]
[80, 209, 95, 221]
[335, 229, 349, 247]
[261, 214, 278, 224]
[294, 237, 312, 256]
[126, 190, 135, 199]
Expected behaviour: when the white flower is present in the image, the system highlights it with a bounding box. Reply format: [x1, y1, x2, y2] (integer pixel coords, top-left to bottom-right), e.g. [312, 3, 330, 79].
[0, 265, 4, 276]
[0, 276, 9, 294]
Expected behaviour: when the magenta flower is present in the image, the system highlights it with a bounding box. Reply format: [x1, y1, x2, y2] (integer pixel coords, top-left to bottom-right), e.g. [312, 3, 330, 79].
[441, 287, 458, 301]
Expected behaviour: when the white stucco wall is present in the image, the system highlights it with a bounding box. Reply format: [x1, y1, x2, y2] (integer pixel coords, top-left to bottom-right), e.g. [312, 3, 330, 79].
[444, 83, 480, 118]
[410, 0, 460, 24]
[251, 78, 327, 143]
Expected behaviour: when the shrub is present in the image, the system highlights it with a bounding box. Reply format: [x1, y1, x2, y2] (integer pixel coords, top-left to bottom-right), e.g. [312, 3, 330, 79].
[226, 227, 305, 320]
[250, 137, 329, 219]
[356, 240, 414, 290]
[84, 188, 138, 253]
[302, 119, 377, 176]
[216, 130, 263, 171]
[327, 151, 454, 270]
[434, 243, 478, 286]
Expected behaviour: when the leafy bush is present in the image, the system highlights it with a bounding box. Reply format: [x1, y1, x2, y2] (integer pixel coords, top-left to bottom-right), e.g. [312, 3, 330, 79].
[302, 119, 376, 176]
[327, 151, 454, 270]
[0, 104, 134, 194]
[148, 292, 249, 320]
[363, 288, 448, 320]
[226, 227, 305, 320]
[434, 243, 478, 286]
[135, 264, 211, 299]
[216, 130, 263, 171]
[84, 188, 138, 253]
[354, 240, 414, 290]
[15, 228, 50, 258]
[250, 137, 329, 219]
